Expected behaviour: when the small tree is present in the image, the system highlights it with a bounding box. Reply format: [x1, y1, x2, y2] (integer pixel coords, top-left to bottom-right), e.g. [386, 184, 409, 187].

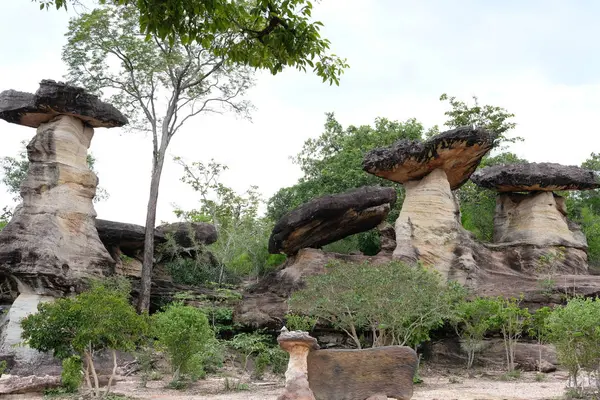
[152, 302, 215, 383]
[452, 298, 499, 372]
[20, 279, 148, 398]
[229, 332, 271, 372]
[489, 297, 531, 372]
[289, 260, 465, 349]
[528, 306, 553, 371]
[547, 297, 600, 394]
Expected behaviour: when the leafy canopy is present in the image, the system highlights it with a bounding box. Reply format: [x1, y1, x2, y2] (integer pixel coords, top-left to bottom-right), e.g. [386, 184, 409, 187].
[38, 0, 347, 85]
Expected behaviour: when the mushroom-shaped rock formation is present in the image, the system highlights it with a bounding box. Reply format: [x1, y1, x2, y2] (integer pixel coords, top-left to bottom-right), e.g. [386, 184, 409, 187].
[307, 346, 418, 400]
[277, 330, 319, 400]
[268, 186, 396, 255]
[363, 126, 496, 190]
[471, 162, 600, 192]
[156, 221, 218, 248]
[363, 127, 496, 276]
[0, 80, 127, 375]
[472, 162, 595, 274]
[0, 80, 128, 294]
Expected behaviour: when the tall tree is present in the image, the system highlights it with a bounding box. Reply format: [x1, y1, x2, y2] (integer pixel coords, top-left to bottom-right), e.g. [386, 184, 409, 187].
[36, 0, 348, 85]
[63, 4, 345, 312]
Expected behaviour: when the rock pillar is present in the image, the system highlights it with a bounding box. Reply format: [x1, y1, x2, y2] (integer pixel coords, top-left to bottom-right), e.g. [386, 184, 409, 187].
[277, 330, 319, 400]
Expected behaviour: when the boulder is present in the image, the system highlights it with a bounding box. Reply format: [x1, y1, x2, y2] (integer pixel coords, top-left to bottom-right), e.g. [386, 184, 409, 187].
[96, 219, 166, 259]
[277, 331, 319, 400]
[268, 186, 396, 255]
[156, 221, 218, 248]
[471, 162, 600, 192]
[307, 346, 418, 400]
[363, 126, 496, 190]
[0, 79, 127, 128]
[377, 221, 396, 253]
[0, 375, 61, 395]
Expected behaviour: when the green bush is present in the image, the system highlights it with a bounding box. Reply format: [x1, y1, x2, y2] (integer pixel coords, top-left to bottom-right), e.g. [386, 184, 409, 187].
[228, 332, 271, 371]
[289, 260, 465, 349]
[0, 360, 6, 377]
[21, 278, 148, 398]
[152, 302, 214, 383]
[547, 297, 600, 393]
[61, 356, 83, 393]
[285, 314, 318, 332]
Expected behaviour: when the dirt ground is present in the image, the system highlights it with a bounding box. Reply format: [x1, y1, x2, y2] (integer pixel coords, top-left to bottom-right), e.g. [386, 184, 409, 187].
[5, 369, 571, 400]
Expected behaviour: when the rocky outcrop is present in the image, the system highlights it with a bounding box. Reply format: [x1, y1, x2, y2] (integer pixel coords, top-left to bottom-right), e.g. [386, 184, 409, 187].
[268, 186, 396, 255]
[235, 248, 392, 328]
[96, 219, 166, 258]
[0, 80, 127, 128]
[307, 346, 418, 400]
[156, 221, 218, 257]
[0, 375, 61, 395]
[277, 331, 319, 400]
[363, 126, 496, 190]
[471, 162, 600, 192]
[377, 221, 396, 253]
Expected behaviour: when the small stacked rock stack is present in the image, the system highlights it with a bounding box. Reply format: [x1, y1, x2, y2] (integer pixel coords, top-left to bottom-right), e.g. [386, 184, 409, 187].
[363, 126, 496, 277]
[472, 162, 600, 274]
[0, 80, 127, 375]
[277, 330, 320, 400]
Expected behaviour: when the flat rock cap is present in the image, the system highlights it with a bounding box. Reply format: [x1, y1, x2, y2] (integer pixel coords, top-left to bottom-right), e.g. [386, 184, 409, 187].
[471, 162, 600, 192]
[268, 186, 397, 255]
[0, 79, 127, 128]
[277, 331, 319, 351]
[363, 126, 496, 190]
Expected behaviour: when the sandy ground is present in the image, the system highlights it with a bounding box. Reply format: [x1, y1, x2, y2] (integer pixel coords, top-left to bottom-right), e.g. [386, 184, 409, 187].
[4, 371, 571, 399]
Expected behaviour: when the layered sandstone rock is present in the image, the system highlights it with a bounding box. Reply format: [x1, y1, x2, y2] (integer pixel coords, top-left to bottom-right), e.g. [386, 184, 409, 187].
[307, 346, 418, 400]
[277, 330, 319, 400]
[269, 186, 396, 255]
[0, 81, 127, 295]
[363, 127, 496, 277]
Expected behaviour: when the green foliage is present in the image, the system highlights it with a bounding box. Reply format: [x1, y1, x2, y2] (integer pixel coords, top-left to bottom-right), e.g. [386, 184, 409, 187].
[174, 158, 274, 280]
[61, 356, 83, 393]
[152, 302, 215, 383]
[547, 297, 600, 393]
[489, 297, 531, 372]
[289, 260, 465, 349]
[0, 360, 6, 377]
[285, 314, 318, 332]
[40, 0, 347, 85]
[20, 278, 147, 397]
[228, 332, 271, 371]
[452, 298, 499, 370]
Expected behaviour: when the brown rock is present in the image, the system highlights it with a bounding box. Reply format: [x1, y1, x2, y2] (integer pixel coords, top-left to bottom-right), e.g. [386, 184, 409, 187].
[471, 162, 600, 192]
[268, 186, 396, 255]
[156, 221, 218, 248]
[377, 222, 396, 253]
[278, 331, 319, 400]
[0, 79, 127, 128]
[96, 219, 167, 259]
[0, 375, 61, 394]
[307, 346, 418, 400]
[0, 115, 115, 295]
[363, 126, 496, 190]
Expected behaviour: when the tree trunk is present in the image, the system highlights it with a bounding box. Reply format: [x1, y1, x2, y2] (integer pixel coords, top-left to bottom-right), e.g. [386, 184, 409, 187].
[103, 349, 118, 398]
[86, 350, 100, 397]
[137, 152, 166, 313]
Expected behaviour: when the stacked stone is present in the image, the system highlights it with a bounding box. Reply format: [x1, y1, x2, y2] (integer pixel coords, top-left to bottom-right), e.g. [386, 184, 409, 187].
[362, 127, 496, 277]
[471, 162, 600, 273]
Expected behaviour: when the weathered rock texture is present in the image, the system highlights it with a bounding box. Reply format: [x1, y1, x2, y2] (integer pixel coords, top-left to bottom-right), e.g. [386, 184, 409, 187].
[0, 375, 61, 395]
[428, 337, 557, 372]
[269, 187, 396, 255]
[393, 168, 463, 276]
[307, 346, 418, 400]
[0, 294, 60, 376]
[0, 79, 127, 128]
[278, 331, 319, 400]
[235, 248, 392, 328]
[363, 126, 496, 190]
[0, 115, 115, 294]
[471, 162, 600, 192]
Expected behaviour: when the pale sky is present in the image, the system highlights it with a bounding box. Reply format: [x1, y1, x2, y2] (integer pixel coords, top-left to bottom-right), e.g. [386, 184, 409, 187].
[1, 0, 599, 225]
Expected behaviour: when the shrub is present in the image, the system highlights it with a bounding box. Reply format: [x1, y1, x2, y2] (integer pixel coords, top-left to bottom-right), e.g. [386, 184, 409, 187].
[489, 297, 531, 372]
[152, 302, 214, 383]
[228, 332, 271, 371]
[285, 314, 318, 332]
[289, 260, 465, 349]
[61, 356, 83, 393]
[547, 297, 600, 394]
[21, 279, 148, 398]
